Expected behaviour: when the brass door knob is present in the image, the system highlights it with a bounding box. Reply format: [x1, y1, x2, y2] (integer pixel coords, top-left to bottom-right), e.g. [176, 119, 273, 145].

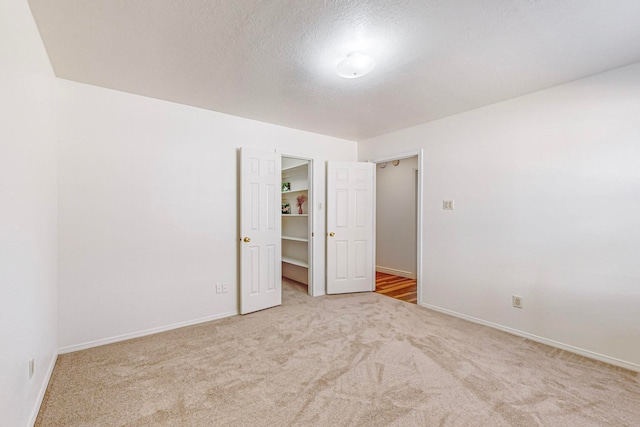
[329, 232, 335, 237]
[243, 237, 251, 243]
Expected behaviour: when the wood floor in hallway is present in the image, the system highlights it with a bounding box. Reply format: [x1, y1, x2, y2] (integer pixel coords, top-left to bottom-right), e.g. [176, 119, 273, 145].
[375, 271, 417, 304]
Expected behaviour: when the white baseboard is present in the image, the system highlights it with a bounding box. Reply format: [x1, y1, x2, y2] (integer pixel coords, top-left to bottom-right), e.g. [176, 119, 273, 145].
[29, 350, 58, 427]
[376, 266, 416, 280]
[58, 310, 238, 354]
[419, 302, 640, 373]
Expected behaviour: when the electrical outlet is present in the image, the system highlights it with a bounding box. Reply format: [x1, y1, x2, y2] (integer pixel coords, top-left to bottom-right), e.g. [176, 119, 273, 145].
[512, 295, 523, 309]
[443, 200, 455, 210]
[222, 284, 228, 293]
[215, 283, 223, 294]
[29, 358, 35, 379]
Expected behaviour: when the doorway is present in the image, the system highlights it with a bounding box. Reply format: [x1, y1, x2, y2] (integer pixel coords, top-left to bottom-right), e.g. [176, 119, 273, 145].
[371, 151, 422, 305]
[281, 156, 313, 296]
[240, 148, 398, 312]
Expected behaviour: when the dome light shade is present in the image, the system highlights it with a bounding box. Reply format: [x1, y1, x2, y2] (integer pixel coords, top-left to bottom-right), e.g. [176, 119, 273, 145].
[336, 52, 375, 78]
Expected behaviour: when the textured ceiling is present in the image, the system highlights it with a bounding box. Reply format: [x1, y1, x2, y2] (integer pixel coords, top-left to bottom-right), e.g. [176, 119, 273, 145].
[29, 0, 640, 141]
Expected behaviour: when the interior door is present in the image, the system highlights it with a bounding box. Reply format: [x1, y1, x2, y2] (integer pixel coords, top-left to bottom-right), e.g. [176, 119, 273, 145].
[239, 147, 282, 314]
[326, 161, 375, 294]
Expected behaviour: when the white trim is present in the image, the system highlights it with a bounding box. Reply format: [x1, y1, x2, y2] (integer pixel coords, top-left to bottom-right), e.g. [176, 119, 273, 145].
[368, 149, 423, 303]
[28, 351, 58, 427]
[58, 311, 238, 354]
[372, 163, 377, 291]
[420, 302, 640, 373]
[376, 266, 416, 280]
[415, 152, 423, 304]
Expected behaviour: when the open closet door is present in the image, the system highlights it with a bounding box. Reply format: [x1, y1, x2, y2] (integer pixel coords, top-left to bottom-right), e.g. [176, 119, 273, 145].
[239, 148, 282, 314]
[326, 161, 375, 294]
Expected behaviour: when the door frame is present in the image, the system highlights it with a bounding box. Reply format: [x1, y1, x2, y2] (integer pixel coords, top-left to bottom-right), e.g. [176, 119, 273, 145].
[280, 152, 314, 297]
[366, 149, 424, 305]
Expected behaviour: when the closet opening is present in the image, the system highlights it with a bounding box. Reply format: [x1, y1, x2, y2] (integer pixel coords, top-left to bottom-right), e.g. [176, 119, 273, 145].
[281, 156, 313, 296]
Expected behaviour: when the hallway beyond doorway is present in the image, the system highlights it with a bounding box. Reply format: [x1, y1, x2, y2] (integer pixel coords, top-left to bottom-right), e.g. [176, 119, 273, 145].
[375, 272, 417, 304]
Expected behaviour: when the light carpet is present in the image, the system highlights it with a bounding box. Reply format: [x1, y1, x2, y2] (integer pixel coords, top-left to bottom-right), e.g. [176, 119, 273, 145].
[36, 280, 640, 426]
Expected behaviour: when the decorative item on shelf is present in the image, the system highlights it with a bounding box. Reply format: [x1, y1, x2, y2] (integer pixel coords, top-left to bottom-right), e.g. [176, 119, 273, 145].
[296, 194, 307, 215]
[282, 182, 291, 192]
[282, 203, 291, 214]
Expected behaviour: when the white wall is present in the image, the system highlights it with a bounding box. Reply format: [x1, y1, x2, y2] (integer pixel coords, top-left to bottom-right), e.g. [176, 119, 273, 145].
[359, 62, 640, 371]
[56, 80, 356, 351]
[375, 157, 418, 278]
[0, 1, 58, 425]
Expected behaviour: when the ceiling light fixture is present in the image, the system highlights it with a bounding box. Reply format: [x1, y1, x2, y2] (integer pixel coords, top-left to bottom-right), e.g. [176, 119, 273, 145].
[336, 52, 375, 79]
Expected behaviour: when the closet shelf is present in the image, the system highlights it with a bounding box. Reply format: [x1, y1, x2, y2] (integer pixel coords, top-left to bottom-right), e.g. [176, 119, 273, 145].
[282, 188, 308, 194]
[282, 256, 308, 268]
[282, 235, 309, 242]
[282, 214, 308, 217]
[282, 163, 308, 172]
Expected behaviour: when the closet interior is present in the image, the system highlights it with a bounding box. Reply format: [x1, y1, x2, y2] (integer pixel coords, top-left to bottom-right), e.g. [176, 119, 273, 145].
[281, 157, 312, 290]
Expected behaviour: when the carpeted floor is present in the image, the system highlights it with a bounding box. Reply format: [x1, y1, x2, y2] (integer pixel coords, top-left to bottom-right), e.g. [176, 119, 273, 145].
[36, 280, 640, 426]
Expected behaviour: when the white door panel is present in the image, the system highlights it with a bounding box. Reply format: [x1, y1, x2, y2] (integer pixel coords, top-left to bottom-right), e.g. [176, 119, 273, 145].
[326, 161, 375, 294]
[240, 148, 281, 314]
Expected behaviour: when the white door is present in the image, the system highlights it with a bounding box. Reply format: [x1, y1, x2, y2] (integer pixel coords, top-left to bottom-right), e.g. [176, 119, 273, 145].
[240, 148, 282, 314]
[326, 161, 375, 294]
